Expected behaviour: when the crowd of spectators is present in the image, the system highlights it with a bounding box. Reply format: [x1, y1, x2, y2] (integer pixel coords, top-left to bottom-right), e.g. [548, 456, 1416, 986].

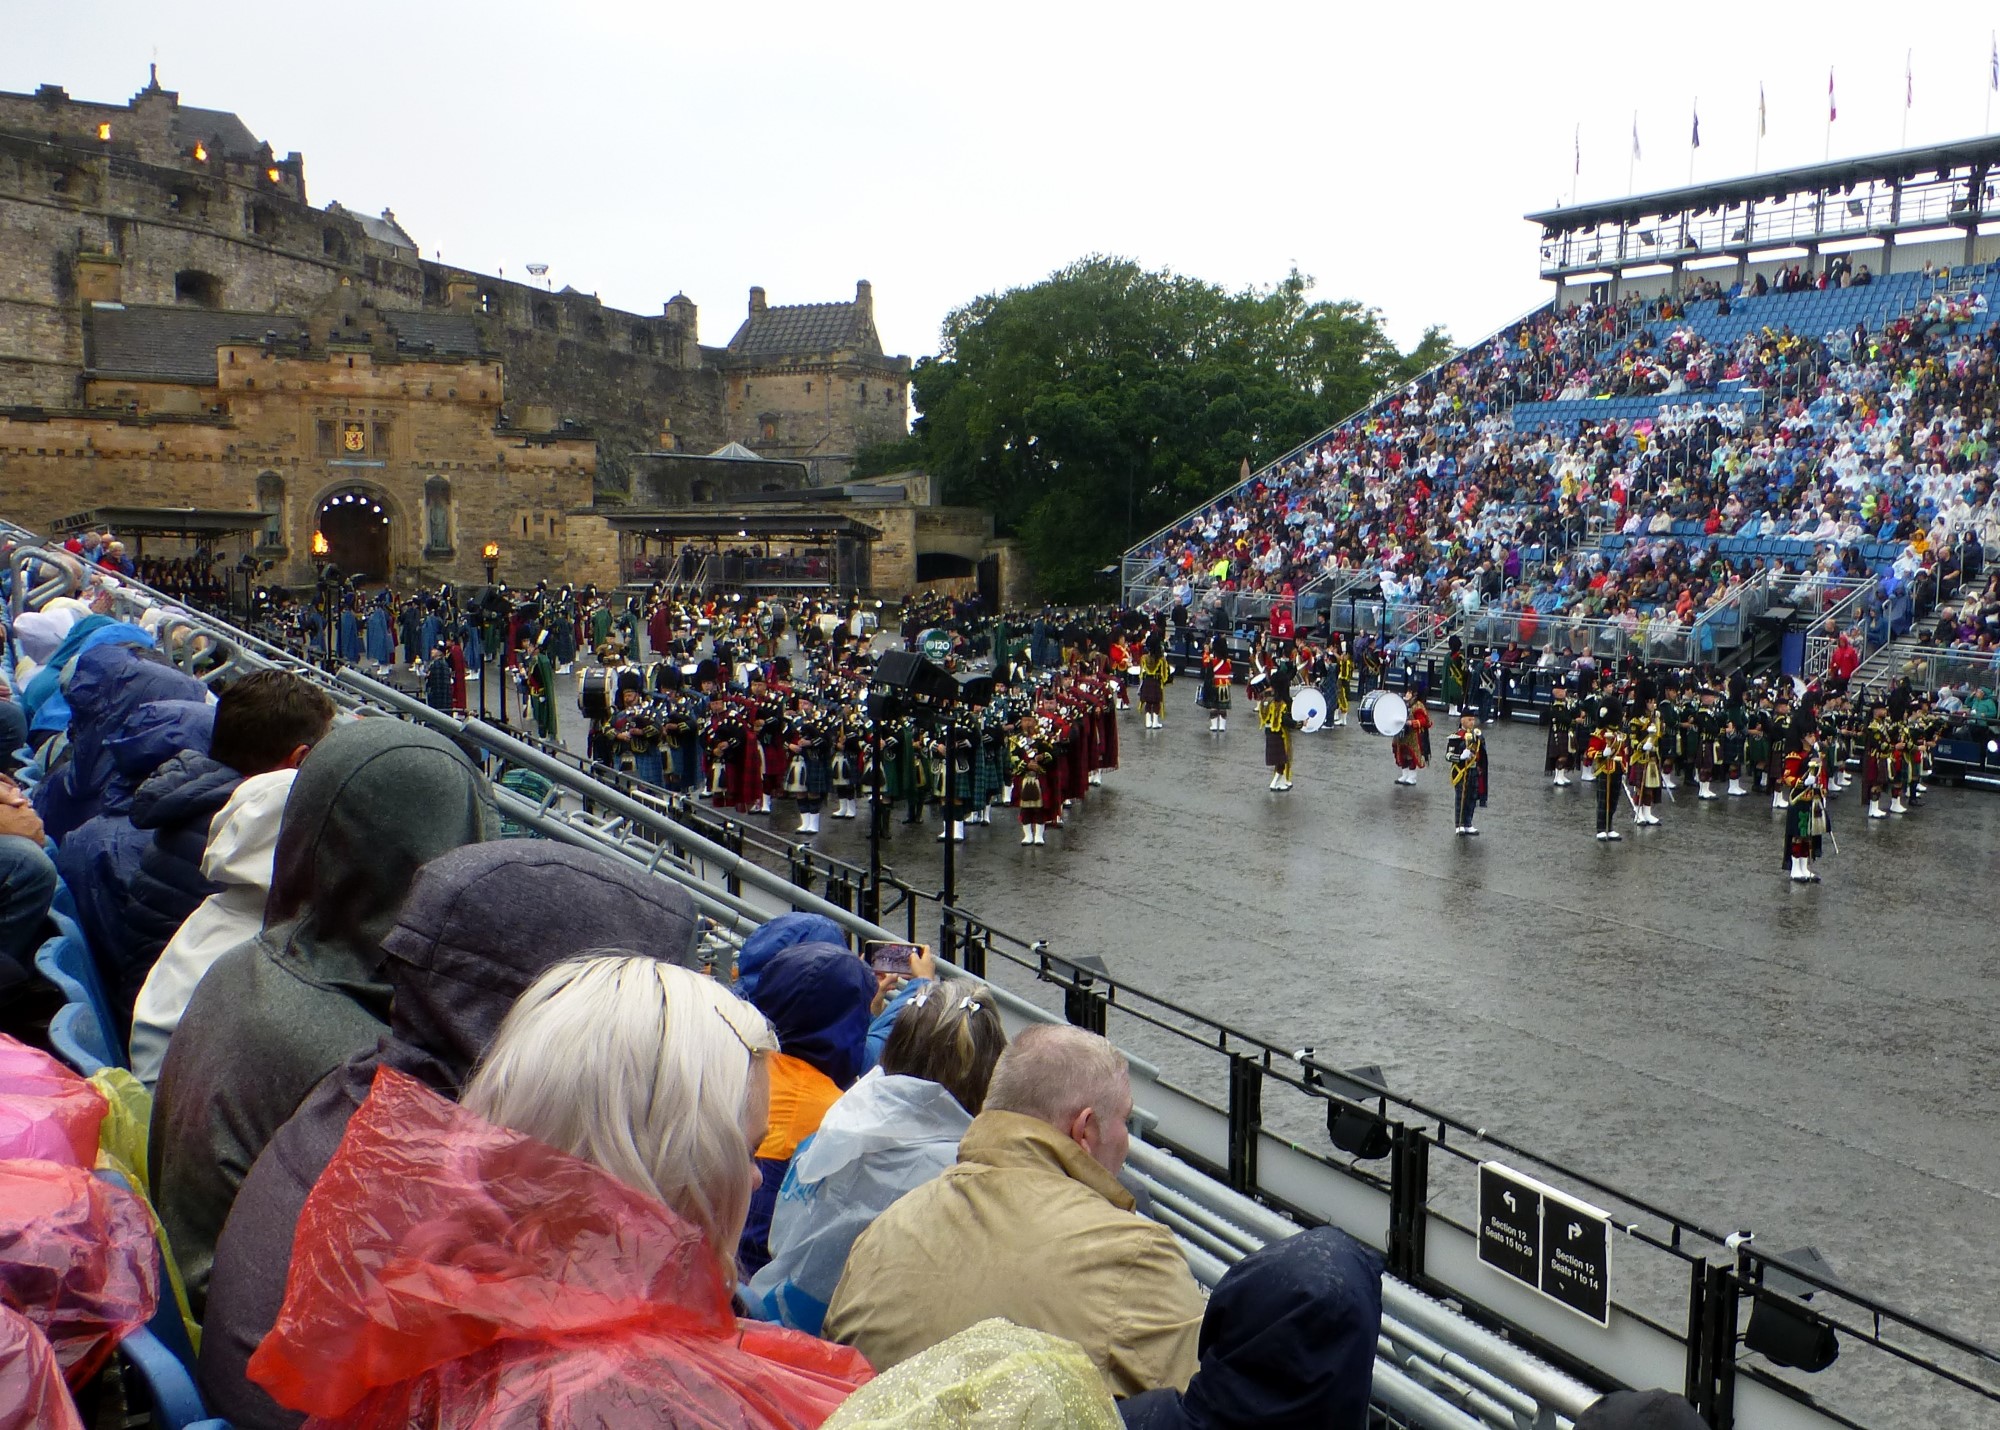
[1130, 268, 2000, 659]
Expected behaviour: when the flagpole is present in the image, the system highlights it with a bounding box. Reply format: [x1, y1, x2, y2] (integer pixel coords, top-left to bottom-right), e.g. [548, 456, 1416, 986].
[1628, 110, 1637, 195]
[1755, 83, 1765, 173]
[1901, 50, 1910, 149]
[1689, 100, 1697, 186]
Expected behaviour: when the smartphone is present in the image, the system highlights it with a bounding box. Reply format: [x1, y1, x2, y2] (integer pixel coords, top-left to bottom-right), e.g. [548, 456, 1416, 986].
[865, 941, 927, 975]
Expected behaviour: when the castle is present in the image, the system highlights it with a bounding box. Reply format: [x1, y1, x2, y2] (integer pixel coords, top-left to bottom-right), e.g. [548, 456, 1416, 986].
[0, 71, 915, 590]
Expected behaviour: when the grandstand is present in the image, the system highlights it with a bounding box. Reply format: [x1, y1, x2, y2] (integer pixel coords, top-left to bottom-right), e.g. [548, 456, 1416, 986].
[1123, 139, 2000, 740]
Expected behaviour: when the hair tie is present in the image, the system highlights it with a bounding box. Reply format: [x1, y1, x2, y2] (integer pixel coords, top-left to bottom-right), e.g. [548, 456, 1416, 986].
[957, 995, 983, 1015]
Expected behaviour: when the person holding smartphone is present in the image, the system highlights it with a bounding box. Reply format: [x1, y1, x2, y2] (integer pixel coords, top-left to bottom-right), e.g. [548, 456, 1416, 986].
[864, 941, 937, 1065]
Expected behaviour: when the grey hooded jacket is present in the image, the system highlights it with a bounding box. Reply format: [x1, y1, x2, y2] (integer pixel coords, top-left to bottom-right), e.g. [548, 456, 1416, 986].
[149, 717, 496, 1313]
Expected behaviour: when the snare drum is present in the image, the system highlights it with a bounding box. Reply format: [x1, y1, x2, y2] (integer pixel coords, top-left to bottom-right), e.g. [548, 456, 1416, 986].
[1359, 689, 1409, 738]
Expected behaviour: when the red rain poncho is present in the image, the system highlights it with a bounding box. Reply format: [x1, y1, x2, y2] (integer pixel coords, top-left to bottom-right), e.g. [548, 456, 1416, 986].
[0, 1035, 107, 1168]
[0, 1304, 85, 1430]
[248, 1065, 872, 1428]
[0, 1160, 157, 1388]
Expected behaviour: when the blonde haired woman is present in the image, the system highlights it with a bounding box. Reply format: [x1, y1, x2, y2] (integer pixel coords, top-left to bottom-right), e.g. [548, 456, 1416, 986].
[248, 955, 873, 1427]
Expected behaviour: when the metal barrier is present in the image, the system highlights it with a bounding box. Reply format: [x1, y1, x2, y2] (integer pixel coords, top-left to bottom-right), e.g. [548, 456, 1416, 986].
[5, 529, 1998, 1427]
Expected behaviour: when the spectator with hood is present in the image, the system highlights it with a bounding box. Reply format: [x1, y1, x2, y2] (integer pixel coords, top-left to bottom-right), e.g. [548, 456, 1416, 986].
[199, 842, 703, 1430]
[1574, 1391, 1706, 1429]
[245, 956, 871, 1427]
[734, 909, 847, 1000]
[739, 941, 877, 1280]
[150, 717, 495, 1312]
[35, 641, 206, 843]
[128, 768, 297, 1087]
[54, 696, 215, 1015]
[1118, 1227, 1383, 1429]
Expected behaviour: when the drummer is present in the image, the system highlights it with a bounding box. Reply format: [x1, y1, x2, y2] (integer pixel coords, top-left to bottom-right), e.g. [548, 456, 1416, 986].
[1390, 688, 1430, 787]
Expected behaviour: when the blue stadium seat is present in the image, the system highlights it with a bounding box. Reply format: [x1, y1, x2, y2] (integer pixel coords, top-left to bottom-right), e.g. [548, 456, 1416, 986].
[34, 912, 126, 1069]
[47, 1003, 113, 1078]
[96, 1170, 225, 1430]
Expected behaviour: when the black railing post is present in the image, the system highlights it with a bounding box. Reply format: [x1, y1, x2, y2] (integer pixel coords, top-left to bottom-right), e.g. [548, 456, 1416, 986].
[1685, 1258, 1740, 1430]
[722, 820, 743, 899]
[1386, 1122, 1429, 1282]
[1225, 1053, 1262, 1195]
[1063, 966, 1108, 1036]
[960, 924, 988, 979]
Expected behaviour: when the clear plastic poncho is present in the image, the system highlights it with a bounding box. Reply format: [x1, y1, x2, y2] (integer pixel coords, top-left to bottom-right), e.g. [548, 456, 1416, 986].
[822, 1319, 1121, 1430]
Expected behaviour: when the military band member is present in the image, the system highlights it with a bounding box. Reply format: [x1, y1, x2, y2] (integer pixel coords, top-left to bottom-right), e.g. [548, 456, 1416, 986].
[1011, 718, 1053, 845]
[1628, 700, 1664, 826]
[1585, 704, 1627, 841]
[1782, 725, 1831, 883]
[1202, 636, 1233, 733]
[1330, 639, 1354, 727]
[1138, 638, 1171, 729]
[1546, 682, 1579, 786]
[1392, 693, 1431, 786]
[1446, 711, 1487, 835]
[1256, 676, 1297, 791]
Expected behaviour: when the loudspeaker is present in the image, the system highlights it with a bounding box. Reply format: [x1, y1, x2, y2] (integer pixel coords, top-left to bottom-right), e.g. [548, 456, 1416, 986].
[873, 650, 959, 703]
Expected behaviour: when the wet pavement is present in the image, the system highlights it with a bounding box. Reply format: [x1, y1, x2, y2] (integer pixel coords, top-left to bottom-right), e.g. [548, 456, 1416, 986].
[492, 664, 2000, 1383]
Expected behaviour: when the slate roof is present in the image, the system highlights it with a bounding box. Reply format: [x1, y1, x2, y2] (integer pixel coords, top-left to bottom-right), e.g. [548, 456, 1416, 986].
[87, 307, 305, 384]
[381, 310, 483, 356]
[727, 301, 875, 358]
[171, 105, 264, 160]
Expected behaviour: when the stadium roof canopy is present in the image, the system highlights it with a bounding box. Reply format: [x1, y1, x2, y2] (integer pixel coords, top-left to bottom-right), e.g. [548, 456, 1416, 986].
[1526, 136, 2000, 280]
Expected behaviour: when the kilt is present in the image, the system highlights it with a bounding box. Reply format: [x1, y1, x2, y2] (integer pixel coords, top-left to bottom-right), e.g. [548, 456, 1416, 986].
[1265, 728, 1291, 769]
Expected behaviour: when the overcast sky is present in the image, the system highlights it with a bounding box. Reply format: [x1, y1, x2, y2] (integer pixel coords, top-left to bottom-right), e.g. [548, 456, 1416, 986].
[13, 2, 2000, 362]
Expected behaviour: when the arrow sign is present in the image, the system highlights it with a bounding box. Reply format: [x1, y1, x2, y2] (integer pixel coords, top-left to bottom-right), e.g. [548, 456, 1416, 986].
[1479, 1162, 1613, 1327]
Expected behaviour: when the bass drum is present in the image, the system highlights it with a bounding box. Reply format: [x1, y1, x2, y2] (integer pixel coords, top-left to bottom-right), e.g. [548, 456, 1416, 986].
[1291, 688, 1328, 734]
[1359, 689, 1409, 739]
[577, 668, 617, 720]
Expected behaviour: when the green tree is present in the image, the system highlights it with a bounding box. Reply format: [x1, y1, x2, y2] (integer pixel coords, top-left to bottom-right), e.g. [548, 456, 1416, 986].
[906, 256, 1446, 601]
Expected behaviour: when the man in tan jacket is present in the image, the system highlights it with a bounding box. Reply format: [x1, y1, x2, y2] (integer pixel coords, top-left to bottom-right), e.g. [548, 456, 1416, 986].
[823, 1023, 1203, 1398]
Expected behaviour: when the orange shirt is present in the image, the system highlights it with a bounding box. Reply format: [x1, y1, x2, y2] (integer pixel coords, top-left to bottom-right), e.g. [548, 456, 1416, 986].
[755, 1052, 842, 1162]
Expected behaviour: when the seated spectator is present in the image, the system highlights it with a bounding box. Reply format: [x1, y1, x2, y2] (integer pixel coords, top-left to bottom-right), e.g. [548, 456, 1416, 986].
[35, 641, 206, 843]
[865, 942, 939, 1064]
[735, 909, 849, 999]
[53, 695, 214, 1014]
[824, 1320, 1121, 1430]
[150, 717, 496, 1312]
[824, 1023, 1204, 1399]
[199, 842, 703, 1430]
[0, 772, 57, 1044]
[245, 956, 871, 1426]
[128, 769, 294, 1087]
[749, 982, 1007, 1333]
[1118, 1227, 1383, 1430]
[741, 941, 878, 1280]
[1576, 1389, 1706, 1428]
[118, 672, 336, 1008]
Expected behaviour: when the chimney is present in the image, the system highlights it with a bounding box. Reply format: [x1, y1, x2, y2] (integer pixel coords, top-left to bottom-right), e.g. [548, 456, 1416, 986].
[855, 279, 873, 317]
[748, 286, 767, 314]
